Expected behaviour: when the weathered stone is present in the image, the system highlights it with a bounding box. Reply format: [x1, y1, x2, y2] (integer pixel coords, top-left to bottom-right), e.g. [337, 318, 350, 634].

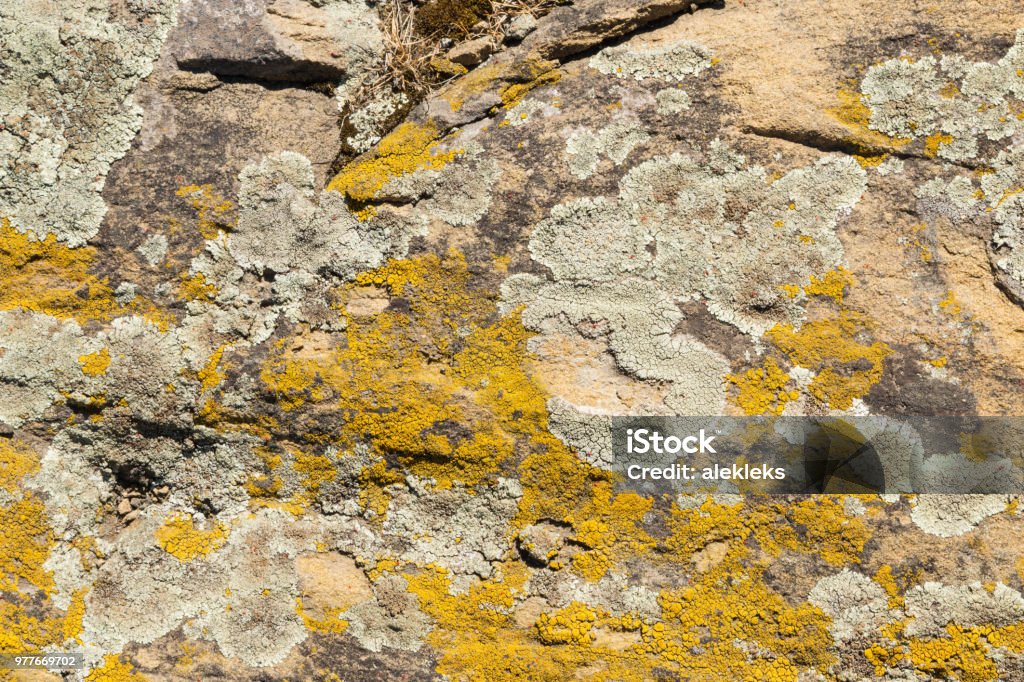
[6, 0, 1024, 680]
[504, 14, 538, 44]
[447, 36, 494, 67]
[171, 0, 382, 83]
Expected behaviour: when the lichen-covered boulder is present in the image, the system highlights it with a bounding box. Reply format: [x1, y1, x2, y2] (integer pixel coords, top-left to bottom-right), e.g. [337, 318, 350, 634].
[3, 0, 1024, 680]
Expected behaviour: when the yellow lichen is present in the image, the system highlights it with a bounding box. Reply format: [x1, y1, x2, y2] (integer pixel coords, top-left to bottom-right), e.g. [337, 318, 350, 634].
[327, 123, 462, 203]
[923, 132, 954, 158]
[803, 267, 854, 304]
[0, 441, 85, 656]
[260, 251, 552, 491]
[296, 597, 350, 635]
[854, 153, 890, 168]
[939, 81, 962, 99]
[907, 625, 1000, 682]
[828, 85, 912, 152]
[501, 65, 561, 110]
[178, 271, 218, 303]
[430, 56, 469, 77]
[766, 312, 891, 411]
[197, 344, 228, 393]
[85, 655, 146, 682]
[726, 357, 798, 416]
[154, 513, 228, 562]
[535, 602, 600, 645]
[938, 290, 963, 316]
[79, 348, 111, 377]
[176, 185, 236, 239]
[0, 219, 122, 323]
[292, 449, 337, 505]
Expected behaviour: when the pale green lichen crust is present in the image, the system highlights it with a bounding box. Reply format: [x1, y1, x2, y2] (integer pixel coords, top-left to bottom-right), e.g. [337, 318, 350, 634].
[4, 4, 1024, 681]
[0, 0, 179, 245]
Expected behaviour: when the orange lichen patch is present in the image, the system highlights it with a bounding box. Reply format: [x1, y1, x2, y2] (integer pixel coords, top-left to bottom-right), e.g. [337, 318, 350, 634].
[653, 561, 835, 678]
[178, 271, 218, 303]
[803, 267, 854, 304]
[176, 184, 236, 239]
[939, 81, 962, 99]
[853, 153, 889, 168]
[197, 344, 228, 393]
[907, 222, 935, 263]
[327, 123, 462, 203]
[197, 395, 280, 441]
[0, 441, 85, 656]
[666, 496, 869, 568]
[0, 219, 123, 323]
[442, 59, 560, 113]
[155, 513, 228, 562]
[291, 449, 337, 504]
[357, 460, 403, 516]
[260, 250, 554, 491]
[828, 86, 911, 152]
[938, 290, 963, 316]
[0, 440, 53, 599]
[569, 483, 654, 581]
[429, 56, 469, 77]
[873, 564, 908, 609]
[779, 283, 801, 298]
[0, 488, 53, 596]
[501, 63, 561, 110]
[766, 312, 891, 411]
[79, 348, 111, 377]
[923, 132, 954, 158]
[405, 563, 589, 681]
[726, 357, 798, 416]
[990, 186, 1024, 210]
[987, 621, 1024, 653]
[85, 654, 146, 682]
[295, 597, 350, 635]
[0, 439, 39, 495]
[535, 601, 606, 645]
[442, 63, 506, 113]
[905, 625, 1001, 681]
[405, 517, 845, 681]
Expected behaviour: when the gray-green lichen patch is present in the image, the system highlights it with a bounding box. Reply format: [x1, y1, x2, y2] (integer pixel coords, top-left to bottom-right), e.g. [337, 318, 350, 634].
[137, 234, 169, 266]
[910, 494, 1011, 537]
[82, 509, 325, 667]
[509, 139, 867, 325]
[589, 38, 714, 82]
[0, 311, 91, 427]
[854, 31, 1024, 305]
[808, 569, 892, 644]
[503, 141, 867, 422]
[565, 120, 650, 179]
[344, 90, 409, 154]
[655, 87, 692, 114]
[382, 478, 521, 586]
[903, 581, 1024, 637]
[417, 154, 501, 228]
[859, 29, 1024, 164]
[0, 0, 179, 245]
[343, 574, 432, 653]
[546, 397, 615, 468]
[984, 145, 1024, 300]
[231, 152, 418, 277]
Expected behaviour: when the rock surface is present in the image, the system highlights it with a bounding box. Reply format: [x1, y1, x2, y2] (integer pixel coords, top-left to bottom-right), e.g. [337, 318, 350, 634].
[3, 0, 1024, 680]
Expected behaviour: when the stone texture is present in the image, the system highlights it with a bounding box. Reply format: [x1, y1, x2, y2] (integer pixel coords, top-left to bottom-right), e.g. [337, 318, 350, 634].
[171, 0, 383, 83]
[4, 0, 1024, 680]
